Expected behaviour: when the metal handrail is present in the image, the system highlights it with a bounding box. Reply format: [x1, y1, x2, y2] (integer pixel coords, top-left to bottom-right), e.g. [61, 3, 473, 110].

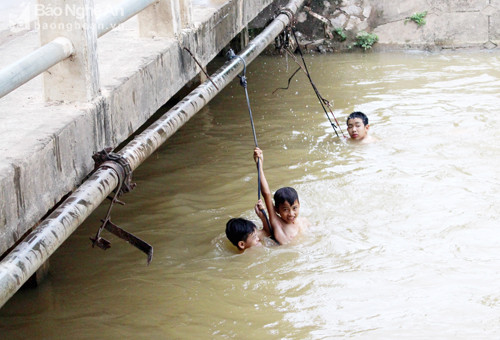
[0, 37, 74, 98]
[97, 0, 156, 37]
[0, 0, 157, 100]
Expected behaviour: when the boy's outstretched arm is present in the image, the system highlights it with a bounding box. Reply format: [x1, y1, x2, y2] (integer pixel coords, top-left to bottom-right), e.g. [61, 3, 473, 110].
[253, 148, 283, 238]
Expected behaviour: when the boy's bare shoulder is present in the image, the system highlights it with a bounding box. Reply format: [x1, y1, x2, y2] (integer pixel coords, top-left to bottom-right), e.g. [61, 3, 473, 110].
[347, 135, 378, 144]
[361, 135, 378, 144]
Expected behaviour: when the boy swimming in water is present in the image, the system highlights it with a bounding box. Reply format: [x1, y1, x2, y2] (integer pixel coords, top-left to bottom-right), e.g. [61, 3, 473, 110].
[253, 147, 309, 245]
[346, 111, 376, 143]
[225, 201, 272, 251]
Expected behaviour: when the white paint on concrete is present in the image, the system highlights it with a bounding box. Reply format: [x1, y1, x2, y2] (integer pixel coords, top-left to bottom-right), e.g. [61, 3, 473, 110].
[138, 0, 179, 38]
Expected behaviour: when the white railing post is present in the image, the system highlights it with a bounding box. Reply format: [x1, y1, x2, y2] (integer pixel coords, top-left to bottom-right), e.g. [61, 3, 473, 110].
[37, 0, 100, 102]
[138, 0, 180, 38]
[180, 0, 192, 29]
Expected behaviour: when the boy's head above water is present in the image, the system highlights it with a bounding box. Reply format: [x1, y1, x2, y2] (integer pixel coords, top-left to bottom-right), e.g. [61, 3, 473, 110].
[346, 111, 370, 142]
[225, 218, 261, 251]
[274, 187, 301, 224]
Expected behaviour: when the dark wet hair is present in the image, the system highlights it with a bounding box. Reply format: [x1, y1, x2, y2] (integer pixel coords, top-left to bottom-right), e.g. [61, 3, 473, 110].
[347, 111, 368, 126]
[225, 218, 257, 247]
[274, 187, 299, 209]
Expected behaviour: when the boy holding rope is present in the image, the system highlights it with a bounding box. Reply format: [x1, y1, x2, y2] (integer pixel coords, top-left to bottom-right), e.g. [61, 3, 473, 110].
[253, 147, 309, 245]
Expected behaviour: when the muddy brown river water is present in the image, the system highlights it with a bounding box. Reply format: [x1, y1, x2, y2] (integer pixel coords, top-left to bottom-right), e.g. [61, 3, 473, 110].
[2, 51, 500, 338]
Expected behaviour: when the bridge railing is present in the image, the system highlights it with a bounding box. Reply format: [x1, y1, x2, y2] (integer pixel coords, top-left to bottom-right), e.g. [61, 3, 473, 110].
[0, 0, 192, 102]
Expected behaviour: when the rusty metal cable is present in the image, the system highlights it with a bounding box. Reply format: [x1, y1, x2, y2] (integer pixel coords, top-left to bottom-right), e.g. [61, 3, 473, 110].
[274, 25, 346, 138]
[183, 47, 219, 90]
[226, 49, 275, 241]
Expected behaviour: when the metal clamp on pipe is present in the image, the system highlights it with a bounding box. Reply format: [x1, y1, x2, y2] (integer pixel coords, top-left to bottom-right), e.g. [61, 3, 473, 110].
[276, 7, 296, 23]
[92, 148, 136, 197]
[90, 149, 153, 265]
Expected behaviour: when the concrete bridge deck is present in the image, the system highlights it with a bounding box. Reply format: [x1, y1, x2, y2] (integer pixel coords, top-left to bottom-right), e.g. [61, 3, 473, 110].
[0, 0, 278, 257]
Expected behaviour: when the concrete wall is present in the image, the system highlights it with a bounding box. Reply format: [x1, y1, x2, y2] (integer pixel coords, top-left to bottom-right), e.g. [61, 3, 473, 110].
[0, 0, 274, 256]
[294, 0, 500, 51]
[370, 0, 499, 50]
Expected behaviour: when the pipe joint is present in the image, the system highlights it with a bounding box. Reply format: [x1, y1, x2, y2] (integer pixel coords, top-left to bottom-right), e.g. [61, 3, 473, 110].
[92, 149, 136, 196]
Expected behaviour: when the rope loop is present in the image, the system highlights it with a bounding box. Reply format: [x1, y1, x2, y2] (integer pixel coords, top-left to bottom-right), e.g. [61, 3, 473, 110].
[226, 48, 247, 88]
[227, 49, 275, 239]
[239, 75, 247, 88]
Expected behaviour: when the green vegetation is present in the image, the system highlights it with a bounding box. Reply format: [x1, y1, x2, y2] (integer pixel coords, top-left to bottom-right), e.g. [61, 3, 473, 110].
[405, 11, 427, 27]
[333, 27, 346, 41]
[355, 31, 378, 50]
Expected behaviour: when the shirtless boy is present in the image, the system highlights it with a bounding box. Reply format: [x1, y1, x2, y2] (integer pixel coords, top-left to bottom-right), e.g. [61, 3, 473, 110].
[253, 147, 309, 245]
[225, 200, 273, 251]
[346, 111, 376, 144]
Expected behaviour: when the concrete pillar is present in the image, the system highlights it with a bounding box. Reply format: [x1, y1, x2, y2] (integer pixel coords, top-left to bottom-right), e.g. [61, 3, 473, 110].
[240, 26, 250, 49]
[24, 260, 50, 288]
[172, 68, 207, 101]
[226, 27, 250, 54]
[180, 0, 193, 29]
[198, 68, 208, 83]
[138, 0, 180, 38]
[37, 0, 100, 102]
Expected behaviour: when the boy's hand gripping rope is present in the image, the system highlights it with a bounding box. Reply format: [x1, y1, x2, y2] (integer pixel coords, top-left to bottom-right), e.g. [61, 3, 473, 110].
[226, 49, 274, 238]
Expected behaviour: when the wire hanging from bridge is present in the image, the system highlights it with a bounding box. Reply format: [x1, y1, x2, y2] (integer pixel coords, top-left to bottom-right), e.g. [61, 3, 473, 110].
[273, 9, 346, 139]
[226, 48, 275, 240]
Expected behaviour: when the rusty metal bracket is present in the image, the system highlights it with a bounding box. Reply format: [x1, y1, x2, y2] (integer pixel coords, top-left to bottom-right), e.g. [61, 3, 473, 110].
[90, 148, 153, 265]
[92, 147, 136, 196]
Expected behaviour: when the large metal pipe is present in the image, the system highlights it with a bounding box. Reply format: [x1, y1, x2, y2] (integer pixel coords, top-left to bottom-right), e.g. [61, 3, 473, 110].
[0, 37, 74, 99]
[0, 0, 305, 308]
[121, 0, 304, 169]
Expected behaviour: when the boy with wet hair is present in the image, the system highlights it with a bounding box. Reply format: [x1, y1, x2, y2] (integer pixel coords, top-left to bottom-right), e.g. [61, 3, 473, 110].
[225, 218, 261, 251]
[274, 187, 299, 210]
[225, 201, 272, 251]
[346, 111, 376, 143]
[253, 147, 309, 245]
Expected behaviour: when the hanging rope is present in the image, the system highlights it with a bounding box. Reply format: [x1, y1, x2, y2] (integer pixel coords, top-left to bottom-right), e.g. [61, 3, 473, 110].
[226, 49, 274, 239]
[273, 14, 346, 138]
[183, 47, 219, 90]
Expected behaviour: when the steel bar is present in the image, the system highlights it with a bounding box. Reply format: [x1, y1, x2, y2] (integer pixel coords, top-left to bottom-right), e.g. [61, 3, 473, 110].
[0, 0, 305, 308]
[0, 37, 74, 99]
[96, 0, 157, 37]
[0, 0, 156, 99]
